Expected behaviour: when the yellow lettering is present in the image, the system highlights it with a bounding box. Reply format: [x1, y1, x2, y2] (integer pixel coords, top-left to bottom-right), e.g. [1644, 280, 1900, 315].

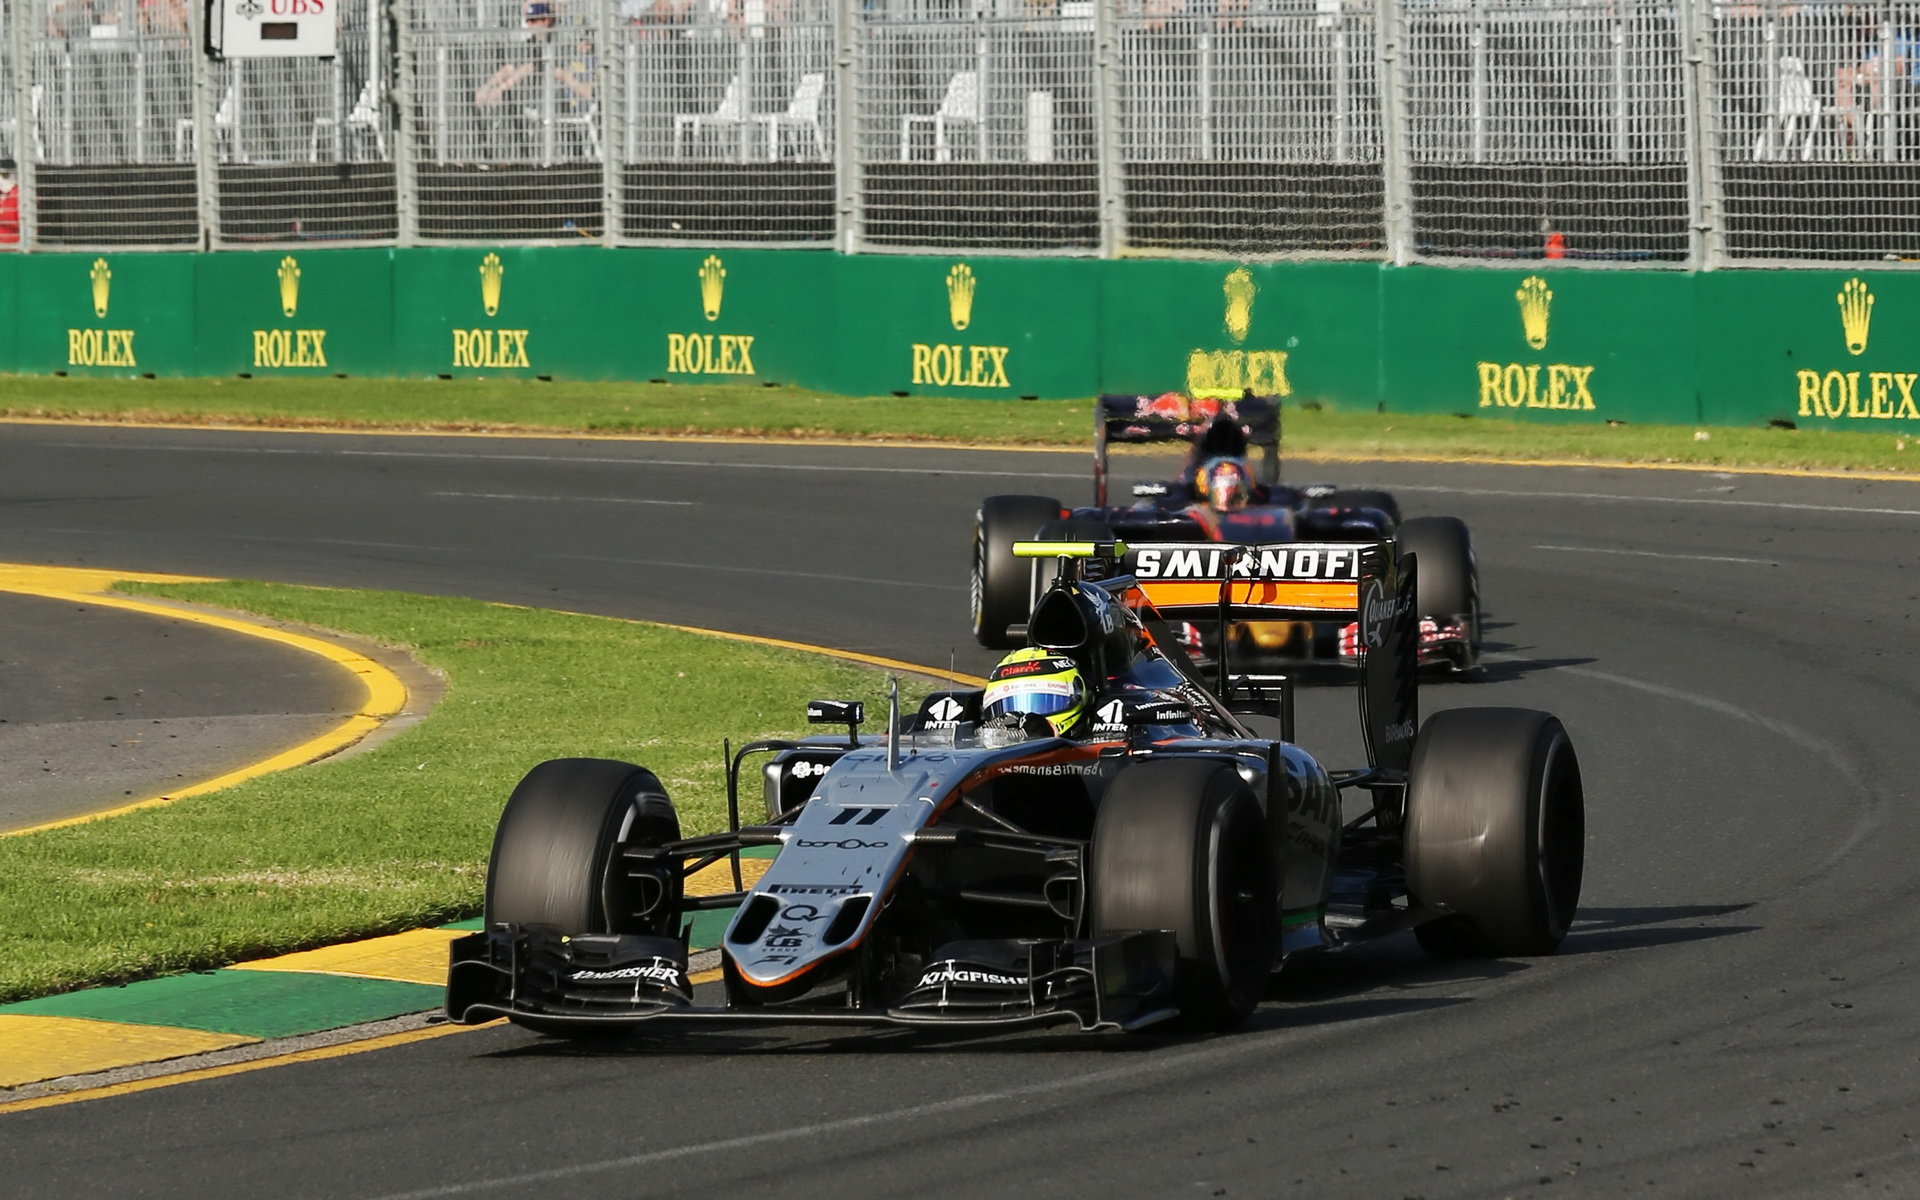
[253, 330, 273, 367]
[986, 345, 1010, 388]
[1797, 369, 1821, 416]
[1568, 365, 1595, 410]
[911, 343, 932, 384]
[1870, 372, 1893, 418]
[1896, 374, 1920, 420]
[1846, 371, 1866, 418]
[1821, 370, 1846, 419]
[1476, 362, 1501, 406]
[1500, 365, 1525, 407]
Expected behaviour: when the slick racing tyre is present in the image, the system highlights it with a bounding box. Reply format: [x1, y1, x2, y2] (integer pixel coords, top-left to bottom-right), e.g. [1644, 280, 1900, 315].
[1091, 759, 1278, 1032]
[1405, 708, 1585, 957]
[1397, 515, 1481, 669]
[972, 494, 1064, 649]
[486, 758, 683, 1037]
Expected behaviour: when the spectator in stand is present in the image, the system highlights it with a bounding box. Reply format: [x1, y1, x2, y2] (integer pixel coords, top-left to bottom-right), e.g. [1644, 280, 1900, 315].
[0, 158, 20, 247]
[1837, 9, 1920, 157]
[475, 1, 596, 160]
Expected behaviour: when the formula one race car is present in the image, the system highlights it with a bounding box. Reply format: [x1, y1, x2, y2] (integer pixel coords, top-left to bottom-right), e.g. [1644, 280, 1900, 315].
[971, 393, 1481, 671]
[446, 537, 1584, 1037]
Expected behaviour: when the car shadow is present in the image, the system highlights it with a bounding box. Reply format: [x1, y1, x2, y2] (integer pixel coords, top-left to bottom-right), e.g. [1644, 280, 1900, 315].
[1555, 903, 1759, 956]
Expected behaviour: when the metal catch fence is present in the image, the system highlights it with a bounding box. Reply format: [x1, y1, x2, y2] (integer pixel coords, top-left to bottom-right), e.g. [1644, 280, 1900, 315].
[3, 0, 1918, 266]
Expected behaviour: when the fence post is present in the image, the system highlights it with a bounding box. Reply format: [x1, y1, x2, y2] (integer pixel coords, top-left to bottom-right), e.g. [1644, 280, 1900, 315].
[1093, 0, 1125, 256]
[1681, 0, 1721, 268]
[390, 0, 419, 247]
[599, 0, 621, 245]
[10, 0, 36, 250]
[1377, 0, 1414, 265]
[833, 0, 860, 253]
[189, 0, 219, 249]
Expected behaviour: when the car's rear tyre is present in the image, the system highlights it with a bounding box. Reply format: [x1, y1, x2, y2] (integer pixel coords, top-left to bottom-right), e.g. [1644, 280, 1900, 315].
[486, 757, 682, 1037]
[973, 494, 1064, 649]
[1397, 515, 1481, 669]
[1405, 708, 1584, 957]
[1319, 488, 1402, 526]
[1091, 759, 1278, 1031]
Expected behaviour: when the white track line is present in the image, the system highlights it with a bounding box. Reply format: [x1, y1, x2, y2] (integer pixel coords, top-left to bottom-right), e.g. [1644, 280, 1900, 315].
[431, 492, 696, 506]
[1533, 544, 1779, 566]
[1383, 482, 1920, 519]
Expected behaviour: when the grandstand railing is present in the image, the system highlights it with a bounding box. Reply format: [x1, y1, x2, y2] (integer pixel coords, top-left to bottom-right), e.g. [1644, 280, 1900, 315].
[3, 0, 1917, 265]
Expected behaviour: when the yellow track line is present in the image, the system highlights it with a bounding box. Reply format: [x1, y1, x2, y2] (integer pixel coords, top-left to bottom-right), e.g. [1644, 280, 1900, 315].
[0, 566, 409, 837]
[0, 1023, 478, 1116]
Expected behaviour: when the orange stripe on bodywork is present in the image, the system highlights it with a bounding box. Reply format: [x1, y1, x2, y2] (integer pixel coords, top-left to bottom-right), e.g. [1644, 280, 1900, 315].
[1137, 579, 1360, 613]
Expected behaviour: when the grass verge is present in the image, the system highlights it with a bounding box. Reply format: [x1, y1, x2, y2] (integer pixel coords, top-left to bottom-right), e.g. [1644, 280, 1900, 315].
[0, 580, 901, 1003]
[4, 374, 1919, 475]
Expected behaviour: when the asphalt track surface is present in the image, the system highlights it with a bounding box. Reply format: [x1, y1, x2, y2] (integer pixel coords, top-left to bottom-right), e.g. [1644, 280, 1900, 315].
[0, 590, 363, 830]
[2, 422, 1918, 1198]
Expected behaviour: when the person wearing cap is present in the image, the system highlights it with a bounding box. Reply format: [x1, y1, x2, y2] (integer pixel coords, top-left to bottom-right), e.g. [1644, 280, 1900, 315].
[0, 158, 19, 247]
[475, 1, 595, 160]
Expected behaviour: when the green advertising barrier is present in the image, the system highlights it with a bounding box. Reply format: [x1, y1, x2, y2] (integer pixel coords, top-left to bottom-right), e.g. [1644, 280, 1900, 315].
[1377, 264, 1701, 425]
[1097, 259, 1380, 407]
[825, 254, 1102, 400]
[8, 244, 1920, 431]
[0, 255, 17, 374]
[1696, 269, 1920, 429]
[16, 252, 197, 378]
[632, 246, 835, 388]
[194, 249, 395, 378]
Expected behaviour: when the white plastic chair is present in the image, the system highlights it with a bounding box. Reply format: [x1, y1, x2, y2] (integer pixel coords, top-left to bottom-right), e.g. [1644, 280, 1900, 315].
[901, 70, 982, 163]
[175, 84, 237, 162]
[310, 78, 387, 162]
[1755, 55, 1827, 161]
[674, 75, 748, 158]
[761, 72, 826, 161]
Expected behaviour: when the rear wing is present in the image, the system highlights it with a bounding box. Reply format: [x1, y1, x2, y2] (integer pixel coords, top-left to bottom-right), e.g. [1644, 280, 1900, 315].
[1017, 538, 1418, 773]
[1092, 393, 1281, 507]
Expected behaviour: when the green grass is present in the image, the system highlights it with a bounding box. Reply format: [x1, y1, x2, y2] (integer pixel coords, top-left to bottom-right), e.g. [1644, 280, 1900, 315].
[0, 581, 902, 1002]
[5, 374, 1919, 474]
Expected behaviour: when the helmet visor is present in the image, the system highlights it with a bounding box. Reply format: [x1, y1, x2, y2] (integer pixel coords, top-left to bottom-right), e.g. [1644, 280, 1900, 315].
[983, 676, 1082, 719]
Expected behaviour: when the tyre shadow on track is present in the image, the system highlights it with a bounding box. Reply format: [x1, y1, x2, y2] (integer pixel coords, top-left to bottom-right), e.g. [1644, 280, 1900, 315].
[1556, 904, 1759, 956]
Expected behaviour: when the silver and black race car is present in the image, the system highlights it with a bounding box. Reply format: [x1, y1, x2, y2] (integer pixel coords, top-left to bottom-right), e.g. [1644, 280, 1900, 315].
[971, 392, 1481, 671]
[446, 538, 1584, 1037]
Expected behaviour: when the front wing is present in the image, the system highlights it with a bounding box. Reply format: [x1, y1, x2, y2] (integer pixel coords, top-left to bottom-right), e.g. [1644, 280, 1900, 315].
[446, 925, 1182, 1034]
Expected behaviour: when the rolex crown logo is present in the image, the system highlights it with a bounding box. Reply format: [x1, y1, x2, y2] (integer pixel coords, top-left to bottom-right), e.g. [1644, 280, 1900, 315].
[699, 255, 725, 322]
[1838, 277, 1873, 356]
[1223, 267, 1256, 344]
[947, 263, 976, 332]
[278, 256, 301, 318]
[479, 253, 505, 317]
[90, 258, 112, 319]
[1516, 275, 1552, 351]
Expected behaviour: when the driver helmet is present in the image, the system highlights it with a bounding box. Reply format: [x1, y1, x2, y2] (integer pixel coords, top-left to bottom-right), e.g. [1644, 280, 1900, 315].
[981, 648, 1088, 737]
[1197, 456, 1254, 512]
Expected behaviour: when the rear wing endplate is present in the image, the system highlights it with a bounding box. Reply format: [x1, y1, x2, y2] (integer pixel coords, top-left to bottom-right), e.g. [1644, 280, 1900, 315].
[1093, 393, 1281, 507]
